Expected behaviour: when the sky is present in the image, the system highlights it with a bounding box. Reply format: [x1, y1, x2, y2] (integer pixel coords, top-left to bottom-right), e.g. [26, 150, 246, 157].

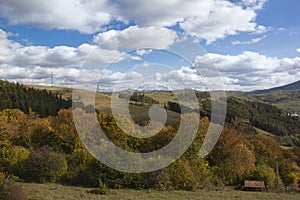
[0, 0, 299, 91]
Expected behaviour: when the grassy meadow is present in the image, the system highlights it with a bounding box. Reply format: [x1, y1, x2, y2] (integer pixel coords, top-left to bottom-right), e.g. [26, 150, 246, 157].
[20, 183, 300, 200]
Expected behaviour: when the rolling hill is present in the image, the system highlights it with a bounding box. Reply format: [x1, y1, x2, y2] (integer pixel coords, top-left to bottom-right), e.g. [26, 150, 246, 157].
[241, 80, 300, 113]
[251, 80, 300, 94]
[26, 82, 300, 147]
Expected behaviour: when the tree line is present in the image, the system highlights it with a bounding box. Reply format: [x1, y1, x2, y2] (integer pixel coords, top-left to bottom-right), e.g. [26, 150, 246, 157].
[0, 80, 71, 117]
[118, 91, 159, 105]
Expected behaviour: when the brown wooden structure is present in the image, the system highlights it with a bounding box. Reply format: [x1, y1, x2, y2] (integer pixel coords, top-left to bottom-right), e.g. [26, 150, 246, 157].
[243, 180, 267, 191]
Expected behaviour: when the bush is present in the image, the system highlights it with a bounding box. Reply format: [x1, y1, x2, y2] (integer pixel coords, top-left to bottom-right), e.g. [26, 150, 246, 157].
[168, 158, 200, 191]
[63, 148, 98, 186]
[88, 180, 109, 195]
[1, 146, 30, 178]
[252, 164, 276, 188]
[0, 171, 26, 200]
[25, 146, 67, 183]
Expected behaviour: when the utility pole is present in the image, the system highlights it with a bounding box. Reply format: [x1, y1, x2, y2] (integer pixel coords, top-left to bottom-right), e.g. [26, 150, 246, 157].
[275, 156, 280, 195]
[142, 90, 145, 106]
[50, 71, 54, 86]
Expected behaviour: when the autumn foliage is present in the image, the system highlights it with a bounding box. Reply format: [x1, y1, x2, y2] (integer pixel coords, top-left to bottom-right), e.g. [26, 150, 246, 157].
[0, 108, 299, 191]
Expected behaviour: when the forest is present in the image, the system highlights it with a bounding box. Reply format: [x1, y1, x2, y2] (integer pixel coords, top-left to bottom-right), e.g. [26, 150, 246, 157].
[0, 80, 71, 117]
[0, 81, 300, 199]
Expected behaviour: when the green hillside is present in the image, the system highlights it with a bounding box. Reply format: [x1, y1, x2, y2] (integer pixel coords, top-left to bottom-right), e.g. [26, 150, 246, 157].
[248, 90, 300, 112]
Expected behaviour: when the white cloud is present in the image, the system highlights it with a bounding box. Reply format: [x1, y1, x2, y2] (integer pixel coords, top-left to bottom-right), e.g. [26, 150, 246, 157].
[116, 0, 213, 27]
[0, 28, 134, 68]
[153, 50, 300, 91]
[1, 0, 267, 44]
[93, 26, 177, 50]
[232, 35, 266, 45]
[297, 48, 300, 53]
[154, 66, 209, 91]
[0, 0, 115, 33]
[0, 28, 143, 89]
[180, 1, 258, 44]
[116, 0, 267, 44]
[2, 24, 299, 92]
[2, 43, 299, 91]
[136, 49, 153, 56]
[0, 64, 146, 91]
[13, 44, 130, 67]
[0, 29, 21, 64]
[252, 25, 272, 34]
[194, 51, 300, 91]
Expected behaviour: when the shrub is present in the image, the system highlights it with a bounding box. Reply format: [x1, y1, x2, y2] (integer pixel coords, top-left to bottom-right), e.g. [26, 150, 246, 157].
[150, 169, 173, 191]
[252, 164, 276, 188]
[168, 158, 200, 191]
[63, 148, 98, 186]
[88, 180, 109, 195]
[25, 146, 67, 183]
[0, 171, 26, 200]
[4, 146, 29, 178]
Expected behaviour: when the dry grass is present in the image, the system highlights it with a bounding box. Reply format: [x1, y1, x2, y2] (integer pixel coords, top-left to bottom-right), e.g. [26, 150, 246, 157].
[20, 183, 300, 200]
[27, 85, 73, 100]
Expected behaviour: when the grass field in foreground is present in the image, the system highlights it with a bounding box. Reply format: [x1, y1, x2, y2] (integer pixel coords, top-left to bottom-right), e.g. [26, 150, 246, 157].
[20, 183, 300, 200]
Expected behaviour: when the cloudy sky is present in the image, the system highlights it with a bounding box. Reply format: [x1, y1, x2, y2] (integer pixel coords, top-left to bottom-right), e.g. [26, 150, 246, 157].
[0, 0, 299, 91]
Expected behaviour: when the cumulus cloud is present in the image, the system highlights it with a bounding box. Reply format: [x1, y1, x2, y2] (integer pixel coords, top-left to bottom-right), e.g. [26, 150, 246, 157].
[0, 28, 141, 89]
[0, 63, 145, 91]
[116, 0, 267, 44]
[0, 0, 115, 33]
[2, 22, 299, 91]
[0, 28, 133, 68]
[297, 48, 300, 53]
[155, 67, 207, 90]
[153, 49, 300, 91]
[1, 0, 267, 44]
[93, 26, 177, 50]
[194, 51, 300, 90]
[0, 29, 21, 64]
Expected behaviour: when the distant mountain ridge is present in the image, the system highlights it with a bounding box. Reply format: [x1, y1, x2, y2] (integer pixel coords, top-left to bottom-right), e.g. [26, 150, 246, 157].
[251, 80, 300, 94]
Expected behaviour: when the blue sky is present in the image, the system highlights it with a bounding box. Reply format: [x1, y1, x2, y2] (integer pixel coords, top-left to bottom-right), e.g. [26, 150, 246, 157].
[0, 0, 299, 91]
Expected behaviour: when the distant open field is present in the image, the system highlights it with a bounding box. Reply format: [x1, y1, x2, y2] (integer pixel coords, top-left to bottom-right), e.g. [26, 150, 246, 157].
[27, 85, 73, 100]
[248, 90, 300, 112]
[20, 183, 300, 200]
